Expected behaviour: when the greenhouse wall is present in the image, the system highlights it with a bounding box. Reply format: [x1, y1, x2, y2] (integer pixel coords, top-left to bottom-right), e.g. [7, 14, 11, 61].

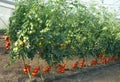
[0, 1, 14, 29]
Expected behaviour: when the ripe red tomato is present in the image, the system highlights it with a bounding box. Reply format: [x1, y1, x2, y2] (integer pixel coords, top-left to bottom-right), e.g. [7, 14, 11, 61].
[6, 41, 10, 46]
[101, 58, 106, 64]
[4, 36, 9, 41]
[43, 66, 51, 73]
[80, 62, 85, 67]
[97, 53, 101, 58]
[5, 46, 10, 50]
[71, 61, 78, 69]
[23, 65, 31, 74]
[32, 72, 37, 76]
[80, 59, 85, 67]
[24, 68, 28, 73]
[32, 66, 40, 74]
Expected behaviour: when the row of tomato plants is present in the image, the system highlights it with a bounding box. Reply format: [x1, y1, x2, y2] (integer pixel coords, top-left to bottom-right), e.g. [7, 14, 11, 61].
[5, 0, 120, 80]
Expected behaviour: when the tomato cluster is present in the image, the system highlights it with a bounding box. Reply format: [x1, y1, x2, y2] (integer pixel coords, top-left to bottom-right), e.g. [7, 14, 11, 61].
[57, 64, 66, 73]
[23, 65, 40, 76]
[4, 36, 10, 50]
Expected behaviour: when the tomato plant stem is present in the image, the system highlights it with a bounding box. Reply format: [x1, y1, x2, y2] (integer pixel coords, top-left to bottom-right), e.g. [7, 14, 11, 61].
[22, 58, 32, 82]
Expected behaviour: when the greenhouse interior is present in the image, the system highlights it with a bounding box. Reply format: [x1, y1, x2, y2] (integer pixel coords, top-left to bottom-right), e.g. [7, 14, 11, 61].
[0, 0, 120, 82]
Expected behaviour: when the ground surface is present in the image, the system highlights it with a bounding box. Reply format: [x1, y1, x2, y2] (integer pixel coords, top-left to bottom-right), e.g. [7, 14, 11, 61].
[0, 31, 120, 82]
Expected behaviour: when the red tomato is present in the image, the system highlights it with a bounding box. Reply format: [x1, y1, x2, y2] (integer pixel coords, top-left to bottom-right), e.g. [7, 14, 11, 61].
[4, 36, 9, 41]
[33, 66, 40, 73]
[43, 66, 51, 73]
[35, 66, 40, 70]
[80, 62, 84, 67]
[71, 61, 78, 69]
[6, 41, 11, 47]
[101, 58, 106, 64]
[32, 72, 37, 76]
[97, 53, 101, 58]
[23, 65, 31, 74]
[6, 47, 10, 50]
[24, 68, 27, 73]
[80, 59, 85, 67]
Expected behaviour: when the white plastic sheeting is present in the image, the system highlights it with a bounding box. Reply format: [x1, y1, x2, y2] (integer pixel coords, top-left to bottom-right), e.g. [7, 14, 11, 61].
[0, 1, 14, 29]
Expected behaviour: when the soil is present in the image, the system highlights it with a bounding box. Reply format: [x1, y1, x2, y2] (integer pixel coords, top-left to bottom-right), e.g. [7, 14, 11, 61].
[0, 31, 120, 82]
